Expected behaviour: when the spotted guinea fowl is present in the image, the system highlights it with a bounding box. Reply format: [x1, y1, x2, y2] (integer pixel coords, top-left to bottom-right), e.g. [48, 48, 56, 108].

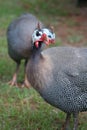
[7, 13, 44, 87]
[26, 26, 87, 130]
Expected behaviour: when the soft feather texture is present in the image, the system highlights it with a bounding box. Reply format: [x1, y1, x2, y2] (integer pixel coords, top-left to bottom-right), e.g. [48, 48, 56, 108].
[27, 46, 87, 129]
[7, 13, 44, 61]
[7, 13, 44, 87]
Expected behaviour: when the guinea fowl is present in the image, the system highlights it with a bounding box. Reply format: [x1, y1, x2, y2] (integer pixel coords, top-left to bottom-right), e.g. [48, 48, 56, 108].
[7, 13, 44, 87]
[26, 26, 87, 130]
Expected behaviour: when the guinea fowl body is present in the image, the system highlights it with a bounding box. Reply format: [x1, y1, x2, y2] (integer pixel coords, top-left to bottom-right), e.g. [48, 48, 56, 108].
[7, 13, 44, 87]
[7, 13, 44, 61]
[27, 46, 87, 129]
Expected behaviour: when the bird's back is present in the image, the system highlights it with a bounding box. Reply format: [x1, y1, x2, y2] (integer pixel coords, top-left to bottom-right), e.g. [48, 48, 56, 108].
[42, 46, 87, 73]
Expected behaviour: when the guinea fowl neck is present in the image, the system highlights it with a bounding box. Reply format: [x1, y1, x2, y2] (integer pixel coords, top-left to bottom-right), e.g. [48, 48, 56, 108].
[32, 42, 44, 58]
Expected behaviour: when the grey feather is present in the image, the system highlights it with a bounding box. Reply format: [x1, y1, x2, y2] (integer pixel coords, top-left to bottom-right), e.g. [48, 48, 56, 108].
[7, 13, 44, 62]
[7, 13, 44, 87]
[27, 45, 87, 129]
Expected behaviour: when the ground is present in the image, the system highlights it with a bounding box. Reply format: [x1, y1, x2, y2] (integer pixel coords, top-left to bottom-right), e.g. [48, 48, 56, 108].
[54, 8, 87, 47]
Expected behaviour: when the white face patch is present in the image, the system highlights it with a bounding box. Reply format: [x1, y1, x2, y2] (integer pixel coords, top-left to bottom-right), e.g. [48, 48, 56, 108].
[32, 28, 55, 45]
[42, 28, 55, 40]
[32, 29, 43, 43]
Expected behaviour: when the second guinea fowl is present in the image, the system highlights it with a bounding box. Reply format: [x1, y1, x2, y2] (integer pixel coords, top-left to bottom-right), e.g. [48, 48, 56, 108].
[26, 27, 87, 130]
[7, 13, 44, 87]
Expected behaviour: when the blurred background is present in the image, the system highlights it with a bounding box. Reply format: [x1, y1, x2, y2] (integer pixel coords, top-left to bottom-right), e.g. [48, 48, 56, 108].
[0, 0, 87, 130]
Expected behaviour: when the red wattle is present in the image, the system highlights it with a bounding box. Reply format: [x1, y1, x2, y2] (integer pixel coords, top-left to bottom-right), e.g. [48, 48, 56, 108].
[35, 41, 39, 48]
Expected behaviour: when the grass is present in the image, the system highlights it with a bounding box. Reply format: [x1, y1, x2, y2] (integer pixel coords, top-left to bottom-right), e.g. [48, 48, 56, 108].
[0, 0, 87, 130]
[0, 84, 64, 130]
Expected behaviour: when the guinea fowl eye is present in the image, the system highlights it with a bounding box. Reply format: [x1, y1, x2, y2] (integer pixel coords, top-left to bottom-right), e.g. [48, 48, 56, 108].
[48, 35, 52, 38]
[36, 31, 41, 36]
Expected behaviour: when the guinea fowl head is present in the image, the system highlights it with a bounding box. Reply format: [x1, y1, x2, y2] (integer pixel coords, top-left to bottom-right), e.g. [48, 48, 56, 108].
[32, 23, 55, 49]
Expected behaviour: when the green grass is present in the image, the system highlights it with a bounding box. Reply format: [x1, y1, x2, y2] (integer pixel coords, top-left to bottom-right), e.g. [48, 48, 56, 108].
[0, 84, 64, 130]
[0, 0, 87, 130]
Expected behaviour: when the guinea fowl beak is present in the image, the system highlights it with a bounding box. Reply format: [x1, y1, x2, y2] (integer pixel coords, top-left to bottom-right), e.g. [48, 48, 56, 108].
[35, 33, 49, 48]
[35, 33, 55, 48]
[41, 33, 55, 45]
[40, 33, 50, 45]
